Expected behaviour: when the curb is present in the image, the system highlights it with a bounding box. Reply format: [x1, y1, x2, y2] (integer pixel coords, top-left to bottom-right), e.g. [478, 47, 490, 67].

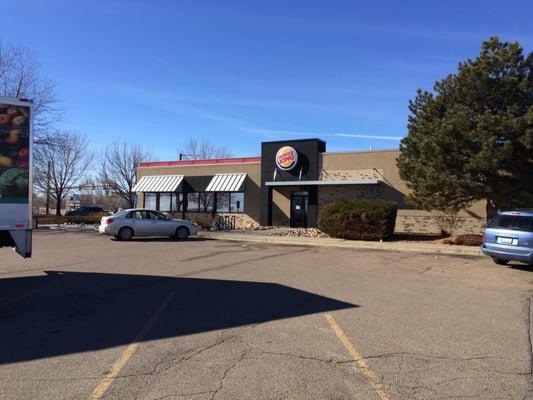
[198, 232, 484, 257]
[34, 224, 98, 232]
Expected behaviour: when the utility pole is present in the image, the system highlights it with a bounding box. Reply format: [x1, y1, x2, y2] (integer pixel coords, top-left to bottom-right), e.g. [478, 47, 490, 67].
[45, 160, 51, 215]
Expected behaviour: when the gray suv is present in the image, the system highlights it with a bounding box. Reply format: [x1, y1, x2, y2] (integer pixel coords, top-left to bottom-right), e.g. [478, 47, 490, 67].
[481, 210, 533, 265]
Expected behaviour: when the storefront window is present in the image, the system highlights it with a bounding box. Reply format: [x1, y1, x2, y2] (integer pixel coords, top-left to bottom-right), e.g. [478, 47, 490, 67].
[216, 193, 230, 212]
[171, 192, 246, 213]
[159, 193, 171, 212]
[172, 193, 184, 212]
[187, 192, 200, 212]
[230, 192, 244, 213]
[144, 193, 157, 210]
[199, 193, 214, 212]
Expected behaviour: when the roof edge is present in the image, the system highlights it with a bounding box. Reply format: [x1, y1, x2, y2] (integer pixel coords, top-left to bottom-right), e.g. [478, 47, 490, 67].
[139, 156, 261, 168]
[322, 148, 400, 155]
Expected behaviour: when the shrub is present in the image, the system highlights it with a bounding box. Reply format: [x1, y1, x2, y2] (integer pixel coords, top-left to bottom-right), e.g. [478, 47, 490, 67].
[37, 212, 106, 225]
[65, 212, 107, 224]
[317, 199, 398, 241]
[441, 234, 483, 246]
[188, 214, 213, 229]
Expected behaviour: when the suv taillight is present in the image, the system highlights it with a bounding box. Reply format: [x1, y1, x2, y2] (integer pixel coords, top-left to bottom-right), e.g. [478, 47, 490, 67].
[106, 218, 114, 225]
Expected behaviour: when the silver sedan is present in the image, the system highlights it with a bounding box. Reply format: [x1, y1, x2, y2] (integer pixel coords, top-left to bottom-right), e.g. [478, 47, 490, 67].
[99, 208, 198, 240]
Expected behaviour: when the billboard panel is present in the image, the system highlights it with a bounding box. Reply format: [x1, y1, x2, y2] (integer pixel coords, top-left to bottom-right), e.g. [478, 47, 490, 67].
[0, 104, 30, 204]
[0, 97, 32, 257]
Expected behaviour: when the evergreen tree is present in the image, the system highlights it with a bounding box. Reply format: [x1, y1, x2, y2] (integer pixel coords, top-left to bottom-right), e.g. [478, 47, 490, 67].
[397, 37, 533, 220]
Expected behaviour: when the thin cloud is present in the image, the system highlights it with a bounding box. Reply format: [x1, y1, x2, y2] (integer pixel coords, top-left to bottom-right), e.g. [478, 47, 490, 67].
[72, 80, 394, 119]
[243, 128, 403, 141]
[334, 133, 403, 141]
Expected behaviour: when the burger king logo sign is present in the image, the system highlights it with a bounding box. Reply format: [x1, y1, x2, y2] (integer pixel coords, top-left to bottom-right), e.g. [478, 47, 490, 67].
[275, 146, 298, 171]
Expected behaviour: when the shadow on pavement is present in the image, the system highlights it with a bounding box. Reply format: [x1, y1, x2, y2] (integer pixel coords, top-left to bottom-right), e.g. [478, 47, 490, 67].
[0, 271, 357, 364]
[508, 262, 533, 272]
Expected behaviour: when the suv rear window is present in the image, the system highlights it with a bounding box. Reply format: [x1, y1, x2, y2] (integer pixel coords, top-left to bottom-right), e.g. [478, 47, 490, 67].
[488, 215, 533, 232]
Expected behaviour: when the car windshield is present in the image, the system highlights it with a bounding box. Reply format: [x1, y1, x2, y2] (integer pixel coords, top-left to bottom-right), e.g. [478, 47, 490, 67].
[488, 215, 533, 232]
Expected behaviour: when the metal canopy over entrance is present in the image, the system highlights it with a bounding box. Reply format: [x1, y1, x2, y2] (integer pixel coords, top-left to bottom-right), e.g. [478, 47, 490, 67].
[205, 173, 247, 192]
[132, 175, 184, 192]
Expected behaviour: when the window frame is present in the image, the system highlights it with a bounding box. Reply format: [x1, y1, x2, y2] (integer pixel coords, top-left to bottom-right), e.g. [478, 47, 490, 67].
[143, 192, 184, 213]
[142, 191, 245, 214]
[214, 192, 245, 214]
[229, 192, 245, 213]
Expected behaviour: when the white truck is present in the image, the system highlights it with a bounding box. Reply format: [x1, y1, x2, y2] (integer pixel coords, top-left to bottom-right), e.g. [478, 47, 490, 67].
[0, 97, 33, 258]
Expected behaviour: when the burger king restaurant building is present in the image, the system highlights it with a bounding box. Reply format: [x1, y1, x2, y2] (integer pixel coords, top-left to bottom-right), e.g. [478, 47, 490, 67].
[134, 138, 485, 234]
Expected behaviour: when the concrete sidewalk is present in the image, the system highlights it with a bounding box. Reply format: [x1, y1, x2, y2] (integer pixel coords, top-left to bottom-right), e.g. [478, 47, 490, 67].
[199, 231, 484, 257]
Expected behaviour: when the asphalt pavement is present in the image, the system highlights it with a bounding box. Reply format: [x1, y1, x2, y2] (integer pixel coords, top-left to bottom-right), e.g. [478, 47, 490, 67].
[0, 230, 532, 399]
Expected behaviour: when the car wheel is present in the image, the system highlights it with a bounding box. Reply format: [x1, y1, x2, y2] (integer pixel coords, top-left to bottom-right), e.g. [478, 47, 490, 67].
[118, 227, 134, 241]
[492, 257, 509, 265]
[175, 226, 189, 240]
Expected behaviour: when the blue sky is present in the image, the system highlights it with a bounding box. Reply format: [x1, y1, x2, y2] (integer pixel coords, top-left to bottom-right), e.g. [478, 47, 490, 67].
[3, 0, 532, 159]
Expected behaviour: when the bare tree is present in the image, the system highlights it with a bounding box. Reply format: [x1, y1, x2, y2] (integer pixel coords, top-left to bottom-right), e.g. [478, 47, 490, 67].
[178, 139, 233, 160]
[33, 131, 93, 216]
[99, 142, 153, 208]
[0, 40, 64, 140]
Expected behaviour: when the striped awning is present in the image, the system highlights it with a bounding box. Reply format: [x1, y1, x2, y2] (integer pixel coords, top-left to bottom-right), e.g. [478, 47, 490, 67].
[205, 173, 247, 192]
[132, 175, 184, 192]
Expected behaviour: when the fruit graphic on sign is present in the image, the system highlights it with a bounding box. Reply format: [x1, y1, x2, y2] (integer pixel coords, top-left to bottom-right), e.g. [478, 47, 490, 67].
[12, 116, 25, 127]
[16, 159, 29, 169]
[0, 168, 29, 195]
[0, 114, 11, 125]
[19, 148, 29, 160]
[0, 156, 13, 167]
[5, 130, 19, 144]
[6, 107, 19, 117]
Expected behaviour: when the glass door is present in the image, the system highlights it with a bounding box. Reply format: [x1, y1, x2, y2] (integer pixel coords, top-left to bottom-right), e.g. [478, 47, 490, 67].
[290, 192, 308, 228]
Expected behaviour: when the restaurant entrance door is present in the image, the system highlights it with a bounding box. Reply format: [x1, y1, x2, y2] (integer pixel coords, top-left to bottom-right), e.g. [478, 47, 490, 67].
[290, 191, 308, 228]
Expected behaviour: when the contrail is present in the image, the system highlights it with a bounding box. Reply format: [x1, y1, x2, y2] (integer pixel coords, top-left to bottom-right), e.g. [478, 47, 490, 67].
[244, 128, 403, 141]
[330, 133, 403, 141]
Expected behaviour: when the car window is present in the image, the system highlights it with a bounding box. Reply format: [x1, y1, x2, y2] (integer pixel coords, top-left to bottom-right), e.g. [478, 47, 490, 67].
[149, 211, 167, 220]
[489, 215, 533, 232]
[127, 211, 138, 219]
[127, 211, 153, 219]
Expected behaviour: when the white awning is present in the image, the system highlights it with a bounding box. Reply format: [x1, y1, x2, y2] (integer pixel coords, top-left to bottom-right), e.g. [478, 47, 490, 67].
[132, 175, 184, 192]
[206, 173, 247, 192]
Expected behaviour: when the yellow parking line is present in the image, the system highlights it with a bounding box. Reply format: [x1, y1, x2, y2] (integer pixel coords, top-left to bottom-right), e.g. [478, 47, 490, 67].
[89, 292, 176, 400]
[0, 280, 61, 308]
[324, 313, 391, 400]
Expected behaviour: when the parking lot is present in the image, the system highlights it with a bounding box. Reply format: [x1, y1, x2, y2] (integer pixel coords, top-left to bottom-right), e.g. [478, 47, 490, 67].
[1, 231, 532, 400]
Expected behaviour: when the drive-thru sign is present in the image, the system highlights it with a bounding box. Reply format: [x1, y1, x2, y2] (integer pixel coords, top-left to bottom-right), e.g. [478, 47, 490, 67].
[0, 97, 33, 258]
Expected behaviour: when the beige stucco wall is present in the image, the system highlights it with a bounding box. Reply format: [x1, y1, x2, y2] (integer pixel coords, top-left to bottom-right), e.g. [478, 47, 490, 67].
[137, 161, 261, 228]
[271, 187, 291, 226]
[319, 150, 486, 234]
[318, 184, 383, 208]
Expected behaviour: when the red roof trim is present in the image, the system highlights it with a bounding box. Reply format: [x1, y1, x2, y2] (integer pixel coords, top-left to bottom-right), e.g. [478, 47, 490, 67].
[139, 156, 261, 168]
